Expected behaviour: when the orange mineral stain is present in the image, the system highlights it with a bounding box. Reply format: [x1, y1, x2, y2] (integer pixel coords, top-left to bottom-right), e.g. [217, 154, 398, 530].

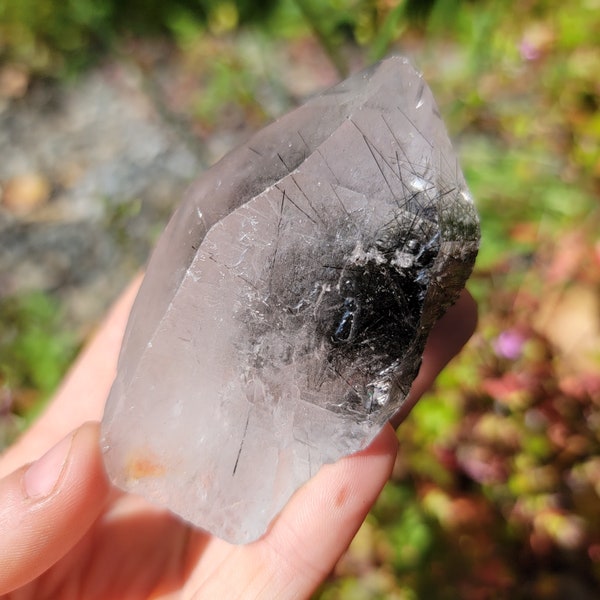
[126, 453, 166, 480]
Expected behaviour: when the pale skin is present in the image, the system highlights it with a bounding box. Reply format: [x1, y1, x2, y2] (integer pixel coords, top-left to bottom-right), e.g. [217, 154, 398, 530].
[0, 276, 477, 599]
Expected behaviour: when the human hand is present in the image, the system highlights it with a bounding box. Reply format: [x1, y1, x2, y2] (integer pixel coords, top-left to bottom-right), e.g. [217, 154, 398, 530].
[0, 277, 476, 599]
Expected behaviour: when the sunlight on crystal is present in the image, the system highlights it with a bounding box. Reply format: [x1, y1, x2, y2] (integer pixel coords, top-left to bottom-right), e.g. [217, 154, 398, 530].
[101, 57, 480, 543]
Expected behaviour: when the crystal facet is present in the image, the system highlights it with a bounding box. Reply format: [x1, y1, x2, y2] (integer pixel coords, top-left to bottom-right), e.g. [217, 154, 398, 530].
[101, 57, 480, 543]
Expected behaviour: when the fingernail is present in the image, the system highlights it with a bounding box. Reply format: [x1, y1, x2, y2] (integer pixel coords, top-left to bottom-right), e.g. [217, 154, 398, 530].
[23, 434, 73, 499]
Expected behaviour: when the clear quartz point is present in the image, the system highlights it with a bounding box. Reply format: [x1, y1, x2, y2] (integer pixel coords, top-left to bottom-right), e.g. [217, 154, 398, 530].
[101, 56, 480, 543]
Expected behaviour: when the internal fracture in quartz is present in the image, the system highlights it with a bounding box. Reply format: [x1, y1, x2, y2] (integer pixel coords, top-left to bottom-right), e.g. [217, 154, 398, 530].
[101, 57, 480, 543]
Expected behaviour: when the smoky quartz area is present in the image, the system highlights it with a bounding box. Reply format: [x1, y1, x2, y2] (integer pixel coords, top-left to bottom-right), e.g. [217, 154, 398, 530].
[101, 56, 480, 544]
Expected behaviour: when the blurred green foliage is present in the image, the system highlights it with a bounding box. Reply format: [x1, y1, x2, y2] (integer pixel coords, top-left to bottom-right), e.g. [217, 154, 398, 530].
[0, 292, 77, 432]
[0, 0, 458, 77]
[0, 0, 278, 75]
[1, 0, 599, 597]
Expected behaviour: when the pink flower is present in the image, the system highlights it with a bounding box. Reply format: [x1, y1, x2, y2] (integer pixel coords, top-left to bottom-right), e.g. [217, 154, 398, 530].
[519, 40, 541, 61]
[494, 330, 526, 360]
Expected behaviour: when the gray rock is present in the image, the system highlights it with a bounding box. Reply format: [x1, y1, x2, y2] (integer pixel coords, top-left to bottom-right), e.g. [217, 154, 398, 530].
[101, 57, 480, 543]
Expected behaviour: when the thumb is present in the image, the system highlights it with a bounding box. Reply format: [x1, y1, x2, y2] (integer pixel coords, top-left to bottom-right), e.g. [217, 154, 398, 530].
[0, 422, 110, 594]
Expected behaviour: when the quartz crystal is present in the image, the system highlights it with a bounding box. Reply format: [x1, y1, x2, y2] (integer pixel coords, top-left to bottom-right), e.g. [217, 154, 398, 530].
[101, 57, 480, 543]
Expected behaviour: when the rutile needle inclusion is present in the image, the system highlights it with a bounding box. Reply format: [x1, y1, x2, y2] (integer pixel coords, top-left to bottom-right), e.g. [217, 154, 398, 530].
[101, 57, 480, 543]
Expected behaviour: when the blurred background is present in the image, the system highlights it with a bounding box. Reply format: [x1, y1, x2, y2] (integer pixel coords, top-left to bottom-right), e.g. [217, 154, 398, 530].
[0, 0, 598, 597]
